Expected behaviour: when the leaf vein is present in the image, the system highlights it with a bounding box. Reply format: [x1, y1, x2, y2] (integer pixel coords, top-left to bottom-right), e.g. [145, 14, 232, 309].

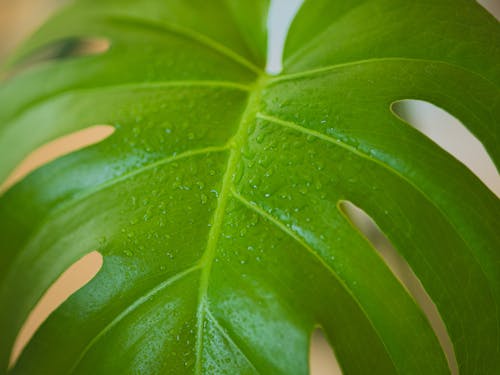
[194, 76, 266, 373]
[205, 309, 262, 374]
[2, 80, 251, 130]
[68, 265, 200, 373]
[230, 189, 400, 372]
[256, 112, 499, 340]
[107, 14, 264, 75]
[273, 57, 498, 90]
[10, 146, 229, 272]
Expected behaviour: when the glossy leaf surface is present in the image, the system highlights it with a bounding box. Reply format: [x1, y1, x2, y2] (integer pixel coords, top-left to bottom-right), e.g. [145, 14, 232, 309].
[0, 0, 499, 374]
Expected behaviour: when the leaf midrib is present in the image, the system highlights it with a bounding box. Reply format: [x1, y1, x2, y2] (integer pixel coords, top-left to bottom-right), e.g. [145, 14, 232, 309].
[11, 71, 460, 374]
[8, 9, 496, 370]
[194, 75, 267, 374]
[10, 69, 488, 374]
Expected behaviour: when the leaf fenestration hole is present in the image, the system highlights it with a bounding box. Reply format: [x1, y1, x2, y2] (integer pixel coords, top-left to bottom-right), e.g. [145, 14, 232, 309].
[3, 37, 110, 80]
[309, 328, 343, 375]
[266, 0, 304, 75]
[477, 0, 500, 19]
[0, 124, 115, 194]
[339, 201, 458, 375]
[392, 100, 499, 197]
[9, 251, 103, 369]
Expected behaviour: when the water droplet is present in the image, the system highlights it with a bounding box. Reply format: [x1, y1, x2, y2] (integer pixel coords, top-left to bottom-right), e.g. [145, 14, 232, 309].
[98, 236, 107, 247]
[200, 194, 208, 205]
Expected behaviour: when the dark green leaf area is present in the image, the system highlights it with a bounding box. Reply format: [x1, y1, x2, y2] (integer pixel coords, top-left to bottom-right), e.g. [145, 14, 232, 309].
[1, 0, 499, 374]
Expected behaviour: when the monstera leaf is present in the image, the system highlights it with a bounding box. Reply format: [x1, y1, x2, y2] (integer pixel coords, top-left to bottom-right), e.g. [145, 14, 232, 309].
[1, 0, 499, 373]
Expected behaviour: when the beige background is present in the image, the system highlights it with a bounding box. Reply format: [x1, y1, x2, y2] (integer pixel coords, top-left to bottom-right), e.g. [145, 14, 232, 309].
[1, 1, 499, 374]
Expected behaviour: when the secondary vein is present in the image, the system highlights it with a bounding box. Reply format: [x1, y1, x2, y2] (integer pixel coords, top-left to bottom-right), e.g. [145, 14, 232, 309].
[68, 265, 200, 374]
[108, 14, 264, 75]
[256, 112, 499, 343]
[205, 309, 261, 374]
[7, 146, 229, 278]
[230, 189, 400, 373]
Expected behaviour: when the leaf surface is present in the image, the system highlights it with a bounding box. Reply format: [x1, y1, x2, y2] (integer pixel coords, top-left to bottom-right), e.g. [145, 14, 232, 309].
[0, 0, 499, 374]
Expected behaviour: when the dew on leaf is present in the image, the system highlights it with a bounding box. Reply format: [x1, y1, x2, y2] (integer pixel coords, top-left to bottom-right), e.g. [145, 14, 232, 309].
[255, 133, 265, 144]
[200, 193, 208, 205]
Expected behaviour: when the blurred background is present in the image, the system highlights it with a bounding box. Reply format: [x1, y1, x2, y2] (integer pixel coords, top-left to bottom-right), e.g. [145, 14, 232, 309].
[1, 0, 499, 374]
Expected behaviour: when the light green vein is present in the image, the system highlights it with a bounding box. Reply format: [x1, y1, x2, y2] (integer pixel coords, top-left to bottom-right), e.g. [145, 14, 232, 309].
[230, 189, 400, 373]
[272, 57, 498, 90]
[68, 265, 200, 374]
[205, 309, 261, 375]
[256, 111, 499, 344]
[194, 75, 267, 374]
[1, 80, 251, 132]
[108, 14, 264, 75]
[8, 146, 229, 272]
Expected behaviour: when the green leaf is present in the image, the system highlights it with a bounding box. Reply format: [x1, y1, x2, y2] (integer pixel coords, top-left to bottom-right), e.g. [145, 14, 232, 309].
[0, 0, 499, 374]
